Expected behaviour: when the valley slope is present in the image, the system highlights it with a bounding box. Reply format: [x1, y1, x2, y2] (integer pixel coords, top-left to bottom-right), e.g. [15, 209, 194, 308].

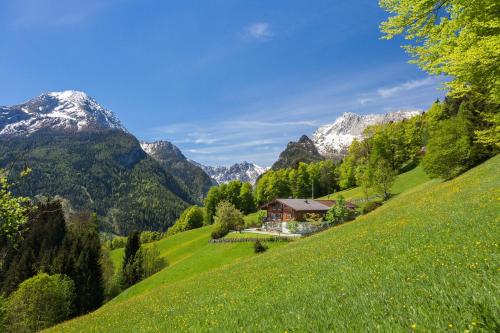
[47, 156, 499, 332]
[0, 91, 208, 234]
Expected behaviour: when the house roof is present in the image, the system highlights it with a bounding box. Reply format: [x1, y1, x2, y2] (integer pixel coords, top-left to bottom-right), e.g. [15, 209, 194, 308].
[262, 198, 357, 211]
[274, 199, 330, 211]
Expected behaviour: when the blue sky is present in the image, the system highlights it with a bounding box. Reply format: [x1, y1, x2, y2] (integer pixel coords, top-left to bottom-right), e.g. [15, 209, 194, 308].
[0, 0, 445, 166]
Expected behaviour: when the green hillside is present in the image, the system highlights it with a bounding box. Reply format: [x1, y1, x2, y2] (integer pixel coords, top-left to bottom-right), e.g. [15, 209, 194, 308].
[48, 156, 499, 332]
[108, 226, 287, 303]
[320, 165, 431, 201]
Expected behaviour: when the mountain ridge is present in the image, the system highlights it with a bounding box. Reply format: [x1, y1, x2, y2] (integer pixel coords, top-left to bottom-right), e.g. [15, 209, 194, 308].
[271, 134, 324, 170]
[140, 140, 214, 199]
[312, 110, 422, 159]
[0, 90, 126, 136]
[190, 160, 267, 185]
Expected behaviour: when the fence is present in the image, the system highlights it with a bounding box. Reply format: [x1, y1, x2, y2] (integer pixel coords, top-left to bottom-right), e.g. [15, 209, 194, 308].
[209, 237, 293, 243]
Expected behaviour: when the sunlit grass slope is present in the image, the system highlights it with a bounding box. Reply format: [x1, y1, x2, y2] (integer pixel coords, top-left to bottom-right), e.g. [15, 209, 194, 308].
[49, 156, 499, 332]
[320, 164, 430, 200]
[108, 226, 286, 303]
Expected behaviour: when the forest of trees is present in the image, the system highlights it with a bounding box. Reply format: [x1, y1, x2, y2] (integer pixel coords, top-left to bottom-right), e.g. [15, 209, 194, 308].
[255, 160, 338, 205]
[204, 181, 256, 225]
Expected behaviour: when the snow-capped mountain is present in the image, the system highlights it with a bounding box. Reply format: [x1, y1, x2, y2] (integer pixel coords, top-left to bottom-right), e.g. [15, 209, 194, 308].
[191, 161, 267, 185]
[0, 90, 126, 136]
[312, 110, 422, 159]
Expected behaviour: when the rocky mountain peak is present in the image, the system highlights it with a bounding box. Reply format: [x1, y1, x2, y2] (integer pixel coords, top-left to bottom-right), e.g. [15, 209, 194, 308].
[140, 140, 185, 160]
[271, 135, 324, 170]
[312, 110, 421, 160]
[192, 161, 267, 185]
[0, 90, 126, 136]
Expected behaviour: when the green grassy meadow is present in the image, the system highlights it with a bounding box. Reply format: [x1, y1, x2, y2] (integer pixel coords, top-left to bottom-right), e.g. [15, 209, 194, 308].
[243, 210, 265, 227]
[107, 226, 287, 304]
[320, 165, 431, 201]
[48, 157, 499, 332]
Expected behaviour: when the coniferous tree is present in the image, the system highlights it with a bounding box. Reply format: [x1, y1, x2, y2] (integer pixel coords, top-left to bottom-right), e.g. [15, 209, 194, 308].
[121, 231, 142, 288]
[55, 212, 104, 315]
[1, 200, 66, 295]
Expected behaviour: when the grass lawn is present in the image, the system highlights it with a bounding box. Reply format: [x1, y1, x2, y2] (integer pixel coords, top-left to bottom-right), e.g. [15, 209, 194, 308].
[244, 210, 265, 227]
[107, 225, 287, 304]
[319, 164, 431, 201]
[48, 156, 500, 332]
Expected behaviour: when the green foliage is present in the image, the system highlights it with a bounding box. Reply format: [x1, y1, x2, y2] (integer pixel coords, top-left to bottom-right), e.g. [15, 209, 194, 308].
[1, 200, 67, 295]
[371, 159, 396, 199]
[355, 163, 371, 200]
[422, 99, 493, 179]
[56, 212, 104, 314]
[140, 231, 163, 244]
[0, 131, 194, 235]
[380, 0, 500, 146]
[325, 196, 350, 225]
[238, 182, 256, 214]
[305, 213, 324, 227]
[122, 231, 142, 288]
[361, 201, 382, 215]
[0, 295, 6, 333]
[204, 181, 256, 225]
[100, 246, 118, 302]
[243, 210, 266, 228]
[108, 236, 127, 250]
[204, 186, 222, 225]
[287, 220, 299, 233]
[46, 155, 500, 333]
[255, 160, 338, 205]
[211, 201, 244, 239]
[167, 206, 204, 236]
[139, 245, 167, 279]
[7, 273, 74, 333]
[253, 240, 268, 253]
[0, 169, 29, 244]
[0, 201, 104, 318]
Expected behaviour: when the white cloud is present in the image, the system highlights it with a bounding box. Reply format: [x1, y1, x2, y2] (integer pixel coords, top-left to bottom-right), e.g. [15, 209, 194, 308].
[246, 22, 271, 40]
[146, 68, 445, 166]
[377, 77, 435, 98]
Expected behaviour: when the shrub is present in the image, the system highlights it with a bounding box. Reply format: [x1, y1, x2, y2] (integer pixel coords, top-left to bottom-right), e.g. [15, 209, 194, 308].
[362, 201, 382, 214]
[254, 240, 268, 253]
[287, 220, 299, 233]
[210, 226, 228, 240]
[109, 237, 127, 250]
[7, 273, 74, 333]
[140, 231, 162, 244]
[325, 196, 350, 226]
[210, 201, 244, 239]
[167, 206, 204, 236]
[139, 245, 167, 279]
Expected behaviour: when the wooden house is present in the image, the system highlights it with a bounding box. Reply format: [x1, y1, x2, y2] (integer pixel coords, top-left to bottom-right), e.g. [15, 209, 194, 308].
[261, 198, 356, 222]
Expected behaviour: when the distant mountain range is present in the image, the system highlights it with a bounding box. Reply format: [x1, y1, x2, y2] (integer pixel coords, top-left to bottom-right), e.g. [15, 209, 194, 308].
[312, 110, 422, 160]
[0, 91, 424, 233]
[190, 161, 267, 185]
